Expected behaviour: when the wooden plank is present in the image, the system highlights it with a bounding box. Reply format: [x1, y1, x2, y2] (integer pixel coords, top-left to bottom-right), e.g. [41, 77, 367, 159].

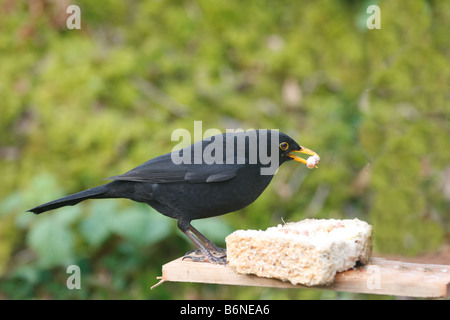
[160, 257, 450, 298]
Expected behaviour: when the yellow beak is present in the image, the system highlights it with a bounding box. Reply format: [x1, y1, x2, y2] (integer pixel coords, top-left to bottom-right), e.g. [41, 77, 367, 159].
[287, 147, 320, 168]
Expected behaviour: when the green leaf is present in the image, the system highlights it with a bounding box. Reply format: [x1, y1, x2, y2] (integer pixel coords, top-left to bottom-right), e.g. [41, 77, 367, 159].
[0, 192, 23, 217]
[53, 205, 83, 226]
[79, 202, 117, 247]
[111, 204, 171, 246]
[27, 218, 74, 267]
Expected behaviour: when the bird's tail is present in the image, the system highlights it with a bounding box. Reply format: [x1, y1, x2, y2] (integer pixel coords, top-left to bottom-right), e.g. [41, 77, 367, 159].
[27, 184, 110, 214]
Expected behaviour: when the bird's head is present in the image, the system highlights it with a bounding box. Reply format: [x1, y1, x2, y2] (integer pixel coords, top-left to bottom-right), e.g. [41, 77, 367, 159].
[278, 133, 320, 168]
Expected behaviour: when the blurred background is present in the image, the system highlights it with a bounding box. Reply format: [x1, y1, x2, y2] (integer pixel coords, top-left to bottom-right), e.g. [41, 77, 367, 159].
[0, 0, 448, 299]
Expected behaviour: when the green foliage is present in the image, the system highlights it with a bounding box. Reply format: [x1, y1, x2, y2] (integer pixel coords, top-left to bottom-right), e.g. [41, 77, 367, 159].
[0, 0, 448, 299]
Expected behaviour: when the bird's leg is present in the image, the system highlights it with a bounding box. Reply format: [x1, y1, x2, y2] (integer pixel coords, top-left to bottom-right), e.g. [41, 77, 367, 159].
[180, 229, 227, 265]
[178, 220, 226, 265]
[188, 224, 226, 255]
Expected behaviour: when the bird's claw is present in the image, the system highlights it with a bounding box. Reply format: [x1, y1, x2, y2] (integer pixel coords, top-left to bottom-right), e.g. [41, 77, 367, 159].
[182, 251, 227, 265]
[184, 249, 202, 256]
[185, 247, 226, 256]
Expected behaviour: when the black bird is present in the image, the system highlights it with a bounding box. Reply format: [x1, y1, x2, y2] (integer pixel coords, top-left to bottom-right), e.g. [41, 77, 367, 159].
[28, 130, 319, 264]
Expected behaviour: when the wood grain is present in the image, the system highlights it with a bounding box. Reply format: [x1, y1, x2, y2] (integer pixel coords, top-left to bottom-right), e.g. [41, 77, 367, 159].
[160, 257, 450, 298]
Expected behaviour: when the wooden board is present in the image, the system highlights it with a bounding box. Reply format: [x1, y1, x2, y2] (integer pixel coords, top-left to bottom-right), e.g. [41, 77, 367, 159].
[158, 257, 450, 298]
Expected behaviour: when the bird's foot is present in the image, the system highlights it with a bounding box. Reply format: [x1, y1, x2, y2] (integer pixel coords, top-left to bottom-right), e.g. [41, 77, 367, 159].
[182, 251, 227, 265]
[180, 223, 227, 264]
[208, 245, 226, 255]
[185, 247, 226, 256]
[184, 249, 201, 256]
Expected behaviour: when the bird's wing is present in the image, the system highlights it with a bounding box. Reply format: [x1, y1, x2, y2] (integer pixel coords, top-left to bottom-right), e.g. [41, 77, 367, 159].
[105, 152, 240, 183]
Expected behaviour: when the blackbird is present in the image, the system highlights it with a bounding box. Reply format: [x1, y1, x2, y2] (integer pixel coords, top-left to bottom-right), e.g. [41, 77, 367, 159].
[28, 130, 319, 264]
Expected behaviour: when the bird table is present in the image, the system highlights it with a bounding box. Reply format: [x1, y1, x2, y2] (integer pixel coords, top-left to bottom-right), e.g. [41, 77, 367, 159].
[154, 257, 450, 298]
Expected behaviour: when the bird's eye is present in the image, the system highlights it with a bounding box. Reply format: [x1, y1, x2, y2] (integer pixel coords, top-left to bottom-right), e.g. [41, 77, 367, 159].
[279, 142, 289, 151]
